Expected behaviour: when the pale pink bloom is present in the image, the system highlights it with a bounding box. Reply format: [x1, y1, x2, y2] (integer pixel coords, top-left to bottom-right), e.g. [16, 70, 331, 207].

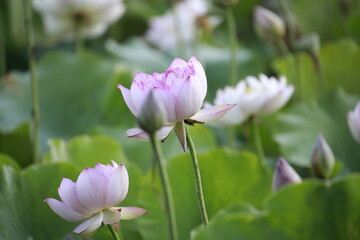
[33, 0, 126, 39]
[118, 56, 234, 150]
[272, 157, 302, 192]
[45, 161, 147, 235]
[347, 102, 360, 144]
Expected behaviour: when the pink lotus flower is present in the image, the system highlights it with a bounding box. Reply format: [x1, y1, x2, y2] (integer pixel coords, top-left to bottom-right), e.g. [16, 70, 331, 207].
[118, 56, 235, 150]
[347, 102, 360, 144]
[45, 161, 147, 235]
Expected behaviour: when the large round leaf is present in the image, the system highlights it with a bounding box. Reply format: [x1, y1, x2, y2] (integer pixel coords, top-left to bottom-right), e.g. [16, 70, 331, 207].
[274, 89, 360, 170]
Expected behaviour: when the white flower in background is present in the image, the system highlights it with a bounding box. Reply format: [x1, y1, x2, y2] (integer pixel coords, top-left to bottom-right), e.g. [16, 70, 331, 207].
[206, 74, 294, 127]
[254, 6, 285, 40]
[145, 0, 210, 50]
[347, 102, 360, 144]
[33, 0, 126, 39]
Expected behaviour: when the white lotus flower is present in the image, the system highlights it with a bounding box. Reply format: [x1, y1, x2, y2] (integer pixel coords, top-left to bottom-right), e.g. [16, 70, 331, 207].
[206, 74, 294, 126]
[145, 0, 209, 50]
[33, 0, 126, 39]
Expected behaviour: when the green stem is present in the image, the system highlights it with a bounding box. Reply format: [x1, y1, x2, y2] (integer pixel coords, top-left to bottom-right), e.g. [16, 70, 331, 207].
[251, 118, 265, 165]
[107, 224, 121, 240]
[275, 37, 289, 56]
[22, 0, 40, 163]
[226, 7, 238, 85]
[0, 6, 5, 79]
[294, 53, 303, 100]
[149, 134, 179, 240]
[185, 129, 209, 226]
[75, 30, 84, 53]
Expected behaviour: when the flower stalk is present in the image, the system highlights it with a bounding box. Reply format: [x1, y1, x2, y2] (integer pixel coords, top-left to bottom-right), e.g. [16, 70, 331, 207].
[107, 224, 121, 240]
[226, 7, 238, 86]
[149, 133, 179, 240]
[22, 0, 40, 163]
[251, 117, 265, 165]
[185, 128, 209, 226]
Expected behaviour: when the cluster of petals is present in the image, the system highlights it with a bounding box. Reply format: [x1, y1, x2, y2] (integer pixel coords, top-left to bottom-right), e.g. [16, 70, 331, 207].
[45, 161, 147, 235]
[145, 0, 214, 50]
[206, 74, 294, 126]
[118, 56, 234, 150]
[347, 102, 360, 144]
[33, 0, 126, 39]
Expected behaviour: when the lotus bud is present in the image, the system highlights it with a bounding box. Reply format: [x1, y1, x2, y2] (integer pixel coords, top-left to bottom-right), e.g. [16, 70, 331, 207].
[272, 157, 302, 192]
[347, 102, 360, 144]
[254, 6, 286, 40]
[137, 91, 166, 135]
[311, 134, 335, 179]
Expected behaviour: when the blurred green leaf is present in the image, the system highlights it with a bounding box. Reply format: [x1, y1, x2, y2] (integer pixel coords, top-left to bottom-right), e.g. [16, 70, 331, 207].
[0, 123, 32, 168]
[274, 89, 360, 170]
[0, 51, 118, 153]
[0, 153, 20, 171]
[273, 39, 360, 99]
[192, 174, 360, 240]
[136, 148, 271, 240]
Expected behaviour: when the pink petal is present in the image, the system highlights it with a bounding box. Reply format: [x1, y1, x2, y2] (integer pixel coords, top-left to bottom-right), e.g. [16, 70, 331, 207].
[73, 212, 103, 234]
[102, 208, 122, 225]
[116, 207, 148, 220]
[175, 75, 204, 120]
[189, 56, 207, 99]
[190, 104, 236, 122]
[154, 89, 177, 124]
[106, 164, 129, 206]
[44, 198, 87, 222]
[127, 125, 175, 141]
[130, 72, 152, 111]
[76, 168, 108, 212]
[58, 178, 92, 216]
[169, 57, 188, 69]
[117, 85, 139, 117]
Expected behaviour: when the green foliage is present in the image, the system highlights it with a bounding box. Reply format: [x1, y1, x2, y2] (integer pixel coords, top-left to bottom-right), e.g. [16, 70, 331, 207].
[273, 39, 360, 99]
[192, 174, 360, 240]
[274, 89, 360, 170]
[136, 148, 271, 240]
[0, 153, 20, 171]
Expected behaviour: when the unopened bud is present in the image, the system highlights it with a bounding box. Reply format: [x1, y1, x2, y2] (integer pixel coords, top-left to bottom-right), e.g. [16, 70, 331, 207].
[311, 134, 335, 179]
[272, 157, 302, 192]
[254, 6, 285, 40]
[137, 91, 165, 134]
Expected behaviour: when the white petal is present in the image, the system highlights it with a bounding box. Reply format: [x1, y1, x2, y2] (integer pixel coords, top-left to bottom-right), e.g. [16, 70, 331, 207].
[76, 168, 108, 212]
[45, 198, 87, 222]
[116, 207, 148, 220]
[103, 208, 121, 225]
[118, 85, 139, 117]
[106, 164, 129, 206]
[58, 178, 92, 216]
[73, 212, 103, 234]
[190, 104, 236, 123]
[175, 75, 203, 120]
[127, 125, 174, 141]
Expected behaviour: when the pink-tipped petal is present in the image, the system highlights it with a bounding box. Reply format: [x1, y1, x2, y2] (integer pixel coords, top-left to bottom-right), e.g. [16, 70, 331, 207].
[189, 56, 207, 98]
[117, 85, 139, 116]
[116, 207, 148, 220]
[45, 198, 87, 222]
[58, 178, 92, 216]
[175, 75, 204, 120]
[127, 125, 174, 141]
[190, 104, 236, 123]
[73, 212, 103, 234]
[106, 164, 129, 206]
[102, 208, 122, 225]
[169, 57, 188, 69]
[76, 168, 108, 212]
[154, 89, 177, 124]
